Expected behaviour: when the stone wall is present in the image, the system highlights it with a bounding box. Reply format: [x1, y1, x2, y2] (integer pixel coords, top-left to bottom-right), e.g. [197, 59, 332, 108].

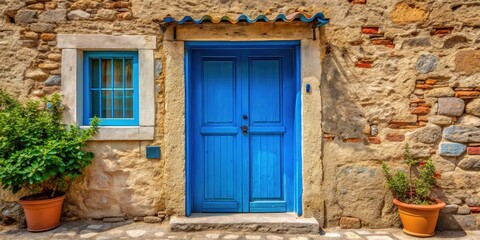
[0, 0, 479, 230]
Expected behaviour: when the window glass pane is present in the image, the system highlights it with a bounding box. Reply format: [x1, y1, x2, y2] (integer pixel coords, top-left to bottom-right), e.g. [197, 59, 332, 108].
[101, 59, 112, 88]
[125, 58, 133, 88]
[125, 90, 134, 118]
[102, 90, 113, 118]
[90, 90, 100, 117]
[113, 90, 123, 118]
[114, 58, 123, 88]
[90, 59, 100, 88]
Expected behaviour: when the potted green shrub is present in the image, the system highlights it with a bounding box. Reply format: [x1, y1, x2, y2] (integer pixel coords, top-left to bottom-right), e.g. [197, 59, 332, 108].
[0, 90, 98, 232]
[382, 144, 445, 237]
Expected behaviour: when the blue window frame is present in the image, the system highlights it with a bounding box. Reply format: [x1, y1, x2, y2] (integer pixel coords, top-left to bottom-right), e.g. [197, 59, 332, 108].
[83, 51, 139, 126]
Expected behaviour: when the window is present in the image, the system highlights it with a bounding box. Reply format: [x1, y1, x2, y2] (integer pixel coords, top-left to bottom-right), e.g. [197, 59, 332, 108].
[83, 52, 139, 126]
[58, 34, 155, 140]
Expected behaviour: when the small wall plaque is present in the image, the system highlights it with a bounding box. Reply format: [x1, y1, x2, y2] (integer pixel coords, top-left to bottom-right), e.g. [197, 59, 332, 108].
[146, 146, 161, 159]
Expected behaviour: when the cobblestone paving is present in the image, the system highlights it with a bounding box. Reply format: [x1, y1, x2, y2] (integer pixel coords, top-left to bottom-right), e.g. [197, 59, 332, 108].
[0, 221, 479, 240]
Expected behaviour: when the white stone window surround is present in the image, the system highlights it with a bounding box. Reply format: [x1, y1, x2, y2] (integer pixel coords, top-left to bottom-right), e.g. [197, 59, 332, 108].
[57, 34, 156, 141]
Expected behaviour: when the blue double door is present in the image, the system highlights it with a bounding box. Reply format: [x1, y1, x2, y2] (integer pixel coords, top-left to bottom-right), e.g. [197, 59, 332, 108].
[191, 45, 296, 213]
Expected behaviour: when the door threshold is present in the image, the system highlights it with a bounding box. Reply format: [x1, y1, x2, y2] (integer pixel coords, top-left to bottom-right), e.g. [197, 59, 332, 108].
[170, 213, 319, 234]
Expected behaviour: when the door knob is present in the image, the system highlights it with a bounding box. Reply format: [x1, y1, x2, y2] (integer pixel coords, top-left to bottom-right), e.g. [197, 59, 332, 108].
[242, 126, 248, 135]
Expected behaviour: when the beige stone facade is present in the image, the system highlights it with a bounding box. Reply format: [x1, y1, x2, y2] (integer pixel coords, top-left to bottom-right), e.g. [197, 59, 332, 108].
[1, 0, 480, 230]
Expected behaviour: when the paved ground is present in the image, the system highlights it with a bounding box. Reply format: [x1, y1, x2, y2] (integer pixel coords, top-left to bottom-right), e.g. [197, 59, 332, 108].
[0, 221, 479, 240]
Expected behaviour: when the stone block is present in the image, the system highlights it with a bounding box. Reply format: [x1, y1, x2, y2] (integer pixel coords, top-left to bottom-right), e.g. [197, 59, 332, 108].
[38, 63, 59, 71]
[68, 10, 90, 20]
[340, 217, 361, 229]
[28, 3, 45, 10]
[459, 115, 480, 127]
[466, 99, 480, 117]
[391, 2, 428, 24]
[0, 201, 25, 226]
[44, 75, 61, 86]
[455, 50, 480, 74]
[443, 125, 480, 143]
[437, 214, 478, 230]
[25, 68, 48, 81]
[444, 35, 468, 49]
[96, 9, 117, 21]
[458, 156, 480, 171]
[426, 87, 455, 97]
[144, 216, 162, 223]
[441, 204, 459, 214]
[71, 0, 101, 10]
[428, 115, 453, 126]
[439, 142, 466, 157]
[466, 196, 480, 206]
[438, 97, 465, 116]
[408, 124, 441, 144]
[402, 37, 431, 48]
[39, 9, 67, 23]
[29, 23, 55, 33]
[416, 54, 438, 74]
[457, 205, 471, 215]
[15, 10, 37, 24]
[154, 59, 162, 78]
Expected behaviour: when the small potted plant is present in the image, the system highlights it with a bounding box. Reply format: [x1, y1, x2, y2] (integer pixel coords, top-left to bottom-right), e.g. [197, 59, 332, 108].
[382, 144, 445, 237]
[0, 90, 98, 232]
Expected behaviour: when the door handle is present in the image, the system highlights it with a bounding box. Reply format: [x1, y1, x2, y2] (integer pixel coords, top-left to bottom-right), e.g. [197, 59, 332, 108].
[242, 126, 248, 135]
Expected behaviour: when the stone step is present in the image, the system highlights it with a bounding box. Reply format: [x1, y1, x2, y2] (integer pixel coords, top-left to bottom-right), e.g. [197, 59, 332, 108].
[170, 213, 319, 234]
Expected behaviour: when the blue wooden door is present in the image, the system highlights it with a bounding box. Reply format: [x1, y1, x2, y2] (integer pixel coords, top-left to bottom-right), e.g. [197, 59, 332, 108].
[191, 45, 295, 213]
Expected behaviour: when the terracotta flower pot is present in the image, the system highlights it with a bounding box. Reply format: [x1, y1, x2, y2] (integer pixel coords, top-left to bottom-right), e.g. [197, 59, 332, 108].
[19, 194, 65, 232]
[393, 198, 445, 237]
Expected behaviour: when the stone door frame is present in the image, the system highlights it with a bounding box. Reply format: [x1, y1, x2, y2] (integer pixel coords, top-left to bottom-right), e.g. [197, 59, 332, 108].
[162, 22, 324, 218]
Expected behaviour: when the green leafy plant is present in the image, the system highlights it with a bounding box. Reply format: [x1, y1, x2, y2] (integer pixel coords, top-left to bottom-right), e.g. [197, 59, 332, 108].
[0, 90, 99, 199]
[382, 144, 440, 205]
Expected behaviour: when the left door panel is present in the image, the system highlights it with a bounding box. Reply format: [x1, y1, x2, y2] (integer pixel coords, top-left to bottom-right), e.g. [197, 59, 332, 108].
[192, 49, 243, 212]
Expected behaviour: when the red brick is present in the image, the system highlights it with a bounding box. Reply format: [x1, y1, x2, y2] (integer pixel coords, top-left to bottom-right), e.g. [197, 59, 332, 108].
[454, 87, 475, 91]
[418, 103, 432, 108]
[113, 1, 130, 8]
[425, 79, 438, 85]
[416, 84, 432, 89]
[349, 40, 364, 46]
[455, 91, 479, 99]
[410, 99, 425, 104]
[418, 116, 429, 122]
[386, 133, 405, 142]
[324, 135, 335, 142]
[467, 146, 480, 155]
[40, 33, 56, 41]
[361, 27, 379, 34]
[355, 60, 373, 68]
[471, 207, 480, 213]
[368, 137, 381, 144]
[387, 124, 420, 129]
[371, 39, 394, 46]
[355, 63, 371, 68]
[343, 138, 362, 143]
[411, 106, 431, 115]
[418, 121, 428, 127]
[350, 0, 366, 4]
[431, 27, 454, 35]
